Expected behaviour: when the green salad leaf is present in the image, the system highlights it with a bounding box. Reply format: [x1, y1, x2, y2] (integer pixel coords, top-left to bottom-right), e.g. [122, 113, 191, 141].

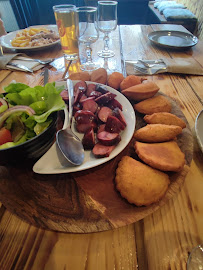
[0, 81, 65, 149]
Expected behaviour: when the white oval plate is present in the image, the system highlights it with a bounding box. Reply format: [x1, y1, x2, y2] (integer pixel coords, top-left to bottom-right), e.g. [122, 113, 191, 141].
[195, 109, 203, 152]
[33, 81, 136, 174]
[1, 25, 60, 51]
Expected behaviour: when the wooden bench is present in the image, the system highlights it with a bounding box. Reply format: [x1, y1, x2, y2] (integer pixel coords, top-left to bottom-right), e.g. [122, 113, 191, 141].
[148, 1, 197, 34]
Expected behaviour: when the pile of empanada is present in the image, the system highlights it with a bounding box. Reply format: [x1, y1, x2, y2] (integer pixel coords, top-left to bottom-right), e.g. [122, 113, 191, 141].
[114, 75, 187, 207]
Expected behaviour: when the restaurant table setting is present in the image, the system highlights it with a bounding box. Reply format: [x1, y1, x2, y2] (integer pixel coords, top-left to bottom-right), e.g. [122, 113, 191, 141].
[0, 1, 202, 268]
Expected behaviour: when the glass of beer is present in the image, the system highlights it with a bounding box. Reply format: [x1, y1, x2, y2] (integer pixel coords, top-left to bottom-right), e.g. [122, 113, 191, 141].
[53, 4, 79, 61]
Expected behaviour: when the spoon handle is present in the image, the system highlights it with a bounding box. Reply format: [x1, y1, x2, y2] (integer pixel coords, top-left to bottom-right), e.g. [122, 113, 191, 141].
[67, 79, 74, 128]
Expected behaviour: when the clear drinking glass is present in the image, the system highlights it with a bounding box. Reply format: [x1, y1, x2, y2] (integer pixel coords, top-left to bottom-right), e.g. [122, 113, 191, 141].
[76, 6, 99, 71]
[53, 4, 79, 61]
[187, 244, 203, 270]
[97, 1, 118, 58]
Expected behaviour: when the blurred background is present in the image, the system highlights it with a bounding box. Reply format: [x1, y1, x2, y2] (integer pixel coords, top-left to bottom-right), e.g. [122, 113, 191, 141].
[0, 0, 202, 39]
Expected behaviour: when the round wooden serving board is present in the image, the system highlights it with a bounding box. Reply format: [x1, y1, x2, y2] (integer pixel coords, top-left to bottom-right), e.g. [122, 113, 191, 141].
[0, 93, 193, 233]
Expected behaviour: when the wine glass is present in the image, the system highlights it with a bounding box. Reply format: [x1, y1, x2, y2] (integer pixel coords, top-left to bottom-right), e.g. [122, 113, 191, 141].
[97, 1, 118, 58]
[76, 7, 99, 71]
[187, 244, 203, 270]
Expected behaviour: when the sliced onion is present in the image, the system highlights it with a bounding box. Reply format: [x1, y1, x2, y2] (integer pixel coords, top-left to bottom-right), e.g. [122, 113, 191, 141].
[0, 98, 8, 108]
[0, 105, 35, 128]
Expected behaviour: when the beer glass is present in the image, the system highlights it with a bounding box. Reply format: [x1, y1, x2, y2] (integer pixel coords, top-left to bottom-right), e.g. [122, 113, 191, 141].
[53, 4, 79, 61]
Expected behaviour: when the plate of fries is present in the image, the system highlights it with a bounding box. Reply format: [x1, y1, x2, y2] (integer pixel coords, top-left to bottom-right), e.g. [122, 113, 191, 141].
[1, 25, 60, 51]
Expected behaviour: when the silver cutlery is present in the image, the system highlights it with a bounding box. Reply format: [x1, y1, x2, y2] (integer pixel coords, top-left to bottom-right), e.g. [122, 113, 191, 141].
[43, 68, 49, 86]
[133, 64, 167, 75]
[15, 57, 56, 65]
[138, 59, 165, 68]
[7, 62, 33, 73]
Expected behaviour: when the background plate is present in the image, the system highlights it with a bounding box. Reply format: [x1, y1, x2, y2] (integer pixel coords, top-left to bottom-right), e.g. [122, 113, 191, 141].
[33, 81, 136, 174]
[148, 30, 198, 49]
[195, 109, 203, 152]
[1, 25, 60, 51]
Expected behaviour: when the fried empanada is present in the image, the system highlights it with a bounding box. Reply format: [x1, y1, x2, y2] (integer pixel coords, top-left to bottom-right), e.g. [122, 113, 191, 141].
[135, 141, 185, 172]
[122, 81, 159, 101]
[115, 156, 170, 206]
[134, 95, 171, 115]
[144, 112, 186, 129]
[134, 124, 182, 142]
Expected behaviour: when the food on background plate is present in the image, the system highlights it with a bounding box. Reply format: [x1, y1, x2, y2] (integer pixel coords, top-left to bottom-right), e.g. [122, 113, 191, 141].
[107, 72, 124, 90]
[90, 68, 108, 85]
[120, 75, 145, 90]
[144, 112, 187, 129]
[122, 81, 160, 101]
[115, 156, 170, 206]
[68, 71, 91, 81]
[135, 141, 185, 172]
[11, 27, 59, 48]
[0, 82, 65, 149]
[134, 95, 172, 114]
[134, 124, 182, 142]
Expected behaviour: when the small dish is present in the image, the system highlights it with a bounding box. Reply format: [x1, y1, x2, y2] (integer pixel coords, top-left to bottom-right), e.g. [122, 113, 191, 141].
[195, 109, 203, 152]
[148, 30, 198, 49]
[33, 81, 136, 174]
[1, 25, 60, 51]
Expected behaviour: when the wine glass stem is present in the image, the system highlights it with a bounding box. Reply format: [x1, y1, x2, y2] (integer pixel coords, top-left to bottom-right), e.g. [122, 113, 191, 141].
[103, 32, 110, 52]
[86, 44, 93, 64]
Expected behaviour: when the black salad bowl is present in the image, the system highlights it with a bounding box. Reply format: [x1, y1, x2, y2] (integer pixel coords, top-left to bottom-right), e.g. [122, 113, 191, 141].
[0, 112, 58, 166]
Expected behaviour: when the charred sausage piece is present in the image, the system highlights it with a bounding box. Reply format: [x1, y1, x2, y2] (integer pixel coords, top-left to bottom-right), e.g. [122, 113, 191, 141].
[105, 115, 125, 133]
[95, 84, 109, 94]
[112, 108, 127, 127]
[74, 80, 87, 93]
[107, 98, 123, 111]
[86, 84, 96, 96]
[82, 99, 98, 114]
[82, 128, 95, 150]
[98, 106, 112, 123]
[60, 89, 69, 102]
[97, 124, 106, 135]
[79, 94, 88, 104]
[74, 81, 87, 104]
[89, 91, 102, 98]
[92, 143, 116, 158]
[95, 92, 117, 105]
[75, 110, 97, 133]
[97, 131, 121, 146]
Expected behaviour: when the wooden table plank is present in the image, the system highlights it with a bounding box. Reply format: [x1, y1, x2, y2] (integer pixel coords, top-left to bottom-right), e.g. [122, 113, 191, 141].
[0, 24, 202, 270]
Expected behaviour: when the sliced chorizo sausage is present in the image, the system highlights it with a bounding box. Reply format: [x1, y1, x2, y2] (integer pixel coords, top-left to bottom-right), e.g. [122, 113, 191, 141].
[82, 99, 98, 114]
[95, 92, 117, 105]
[82, 128, 95, 150]
[98, 106, 112, 123]
[97, 131, 121, 146]
[92, 143, 116, 158]
[105, 115, 125, 133]
[112, 108, 127, 127]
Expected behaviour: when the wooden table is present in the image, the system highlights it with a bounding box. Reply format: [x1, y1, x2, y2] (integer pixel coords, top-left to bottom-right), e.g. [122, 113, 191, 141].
[0, 24, 202, 270]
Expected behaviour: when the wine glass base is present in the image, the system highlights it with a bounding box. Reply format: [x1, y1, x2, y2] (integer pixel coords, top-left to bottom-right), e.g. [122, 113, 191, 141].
[80, 63, 99, 72]
[97, 50, 115, 58]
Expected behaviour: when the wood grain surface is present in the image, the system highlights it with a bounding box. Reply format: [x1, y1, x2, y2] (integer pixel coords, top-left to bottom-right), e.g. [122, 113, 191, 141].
[0, 92, 193, 233]
[0, 24, 202, 270]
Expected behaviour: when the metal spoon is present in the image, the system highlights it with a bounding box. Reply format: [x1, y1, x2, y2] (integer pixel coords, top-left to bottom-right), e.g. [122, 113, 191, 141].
[56, 79, 84, 166]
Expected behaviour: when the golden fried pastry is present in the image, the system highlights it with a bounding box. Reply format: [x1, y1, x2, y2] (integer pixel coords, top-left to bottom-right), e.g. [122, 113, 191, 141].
[107, 72, 124, 90]
[134, 95, 171, 115]
[115, 156, 170, 206]
[90, 68, 108, 85]
[135, 141, 185, 172]
[134, 124, 182, 142]
[122, 81, 160, 101]
[144, 112, 186, 129]
[68, 71, 91, 81]
[120, 75, 144, 90]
